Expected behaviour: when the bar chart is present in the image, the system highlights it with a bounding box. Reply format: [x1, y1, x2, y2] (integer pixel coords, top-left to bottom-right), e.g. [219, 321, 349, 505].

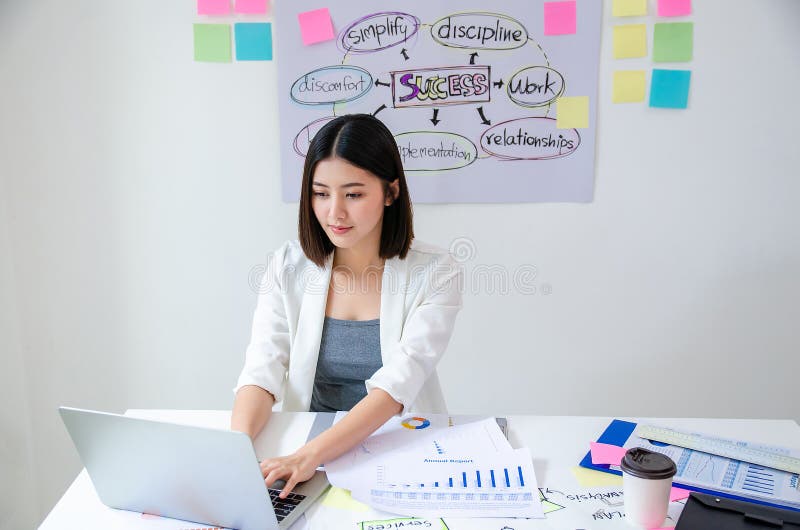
[358, 448, 543, 518]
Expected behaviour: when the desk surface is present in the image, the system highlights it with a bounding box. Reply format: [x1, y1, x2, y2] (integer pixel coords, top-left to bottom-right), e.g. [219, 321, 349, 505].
[40, 411, 800, 530]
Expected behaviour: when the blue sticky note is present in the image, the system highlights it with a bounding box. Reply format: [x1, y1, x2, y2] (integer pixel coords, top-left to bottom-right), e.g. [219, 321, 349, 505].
[649, 69, 691, 109]
[235, 22, 272, 61]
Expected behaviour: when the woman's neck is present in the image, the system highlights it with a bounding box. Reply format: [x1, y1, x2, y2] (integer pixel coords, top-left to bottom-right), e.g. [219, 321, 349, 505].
[332, 246, 385, 276]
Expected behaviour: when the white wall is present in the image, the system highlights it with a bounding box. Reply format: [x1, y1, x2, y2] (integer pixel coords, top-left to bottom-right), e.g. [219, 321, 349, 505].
[0, 174, 37, 530]
[1, 1, 798, 527]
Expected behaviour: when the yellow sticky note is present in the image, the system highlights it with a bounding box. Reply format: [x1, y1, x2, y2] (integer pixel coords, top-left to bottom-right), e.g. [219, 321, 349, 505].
[613, 24, 647, 59]
[613, 0, 647, 17]
[571, 466, 624, 487]
[613, 70, 646, 103]
[556, 96, 589, 129]
[321, 487, 370, 512]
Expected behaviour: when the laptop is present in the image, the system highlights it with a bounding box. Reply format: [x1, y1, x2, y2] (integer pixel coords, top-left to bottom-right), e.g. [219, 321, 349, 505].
[59, 407, 331, 530]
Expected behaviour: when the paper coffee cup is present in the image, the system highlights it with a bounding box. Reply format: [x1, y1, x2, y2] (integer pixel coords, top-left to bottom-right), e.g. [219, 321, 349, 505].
[620, 447, 677, 528]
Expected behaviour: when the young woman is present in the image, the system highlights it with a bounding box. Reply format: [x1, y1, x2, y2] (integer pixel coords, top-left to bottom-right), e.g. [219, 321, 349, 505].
[230, 114, 463, 497]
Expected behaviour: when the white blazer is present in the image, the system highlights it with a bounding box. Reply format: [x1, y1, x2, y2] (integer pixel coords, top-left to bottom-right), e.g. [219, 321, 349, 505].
[234, 239, 464, 413]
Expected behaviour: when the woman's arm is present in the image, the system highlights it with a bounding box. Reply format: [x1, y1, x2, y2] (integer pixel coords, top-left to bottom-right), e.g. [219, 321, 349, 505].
[260, 388, 401, 497]
[231, 385, 275, 441]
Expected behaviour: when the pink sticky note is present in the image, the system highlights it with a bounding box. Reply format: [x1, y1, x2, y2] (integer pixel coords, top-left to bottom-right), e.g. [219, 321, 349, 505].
[298, 8, 335, 46]
[590, 442, 628, 466]
[670, 487, 691, 502]
[544, 1, 577, 36]
[235, 0, 267, 14]
[197, 0, 229, 15]
[658, 0, 691, 17]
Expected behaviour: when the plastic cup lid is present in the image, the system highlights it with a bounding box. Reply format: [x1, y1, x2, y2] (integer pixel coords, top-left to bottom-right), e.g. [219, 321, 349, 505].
[620, 447, 677, 480]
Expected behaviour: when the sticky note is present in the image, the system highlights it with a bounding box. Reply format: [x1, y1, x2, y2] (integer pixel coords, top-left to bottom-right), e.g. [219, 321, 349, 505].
[658, 0, 692, 17]
[613, 24, 647, 58]
[653, 22, 693, 62]
[613, 0, 647, 17]
[670, 487, 691, 501]
[235, 23, 272, 60]
[571, 466, 624, 487]
[649, 69, 691, 108]
[321, 487, 370, 512]
[589, 442, 628, 465]
[556, 96, 589, 129]
[234, 0, 267, 14]
[554, 96, 590, 129]
[613, 70, 646, 103]
[298, 8, 335, 46]
[544, 1, 577, 36]
[197, 0, 229, 15]
[193, 24, 231, 62]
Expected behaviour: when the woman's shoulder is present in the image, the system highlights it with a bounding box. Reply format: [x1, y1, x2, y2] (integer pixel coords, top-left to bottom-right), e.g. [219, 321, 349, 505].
[404, 239, 461, 271]
[408, 239, 449, 256]
[268, 239, 313, 267]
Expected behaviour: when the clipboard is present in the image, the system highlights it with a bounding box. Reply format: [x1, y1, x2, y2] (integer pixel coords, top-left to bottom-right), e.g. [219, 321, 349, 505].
[675, 492, 800, 529]
[579, 419, 800, 512]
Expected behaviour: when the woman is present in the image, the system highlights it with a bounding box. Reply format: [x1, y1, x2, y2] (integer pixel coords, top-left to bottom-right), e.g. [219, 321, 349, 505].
[231, 114, 463, 498]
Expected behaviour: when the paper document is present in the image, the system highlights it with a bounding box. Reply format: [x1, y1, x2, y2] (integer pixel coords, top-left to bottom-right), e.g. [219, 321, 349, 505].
[355, 447, 543, 518]
[325, 414, 544, 518]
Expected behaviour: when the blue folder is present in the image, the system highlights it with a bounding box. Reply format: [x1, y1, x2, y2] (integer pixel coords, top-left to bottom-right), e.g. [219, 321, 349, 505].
[579, 419, 800, 512]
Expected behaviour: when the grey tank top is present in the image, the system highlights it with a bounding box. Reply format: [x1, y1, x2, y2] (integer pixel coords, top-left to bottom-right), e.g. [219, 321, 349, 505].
[309, 316, 383, 412]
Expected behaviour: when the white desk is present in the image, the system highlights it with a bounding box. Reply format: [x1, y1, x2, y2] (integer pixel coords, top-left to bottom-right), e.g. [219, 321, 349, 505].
[40, 411, 800, 530]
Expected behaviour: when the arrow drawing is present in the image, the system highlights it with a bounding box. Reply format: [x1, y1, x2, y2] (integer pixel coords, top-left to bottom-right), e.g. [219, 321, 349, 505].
[477, 106, 491, 125]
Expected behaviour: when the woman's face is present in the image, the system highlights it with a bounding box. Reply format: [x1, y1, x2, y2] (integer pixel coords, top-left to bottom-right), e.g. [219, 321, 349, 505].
[311, 157, 397, 254]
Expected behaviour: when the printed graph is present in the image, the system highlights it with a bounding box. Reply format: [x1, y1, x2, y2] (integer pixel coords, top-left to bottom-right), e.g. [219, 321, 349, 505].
[371, 462, 535, 508]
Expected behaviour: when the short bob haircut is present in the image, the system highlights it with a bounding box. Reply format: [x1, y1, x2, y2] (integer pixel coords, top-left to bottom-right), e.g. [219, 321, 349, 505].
[298, 114, 414, 267]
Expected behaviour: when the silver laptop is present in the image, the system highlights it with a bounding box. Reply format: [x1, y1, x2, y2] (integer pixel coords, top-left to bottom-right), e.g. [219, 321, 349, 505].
[59, 407, 331, 530]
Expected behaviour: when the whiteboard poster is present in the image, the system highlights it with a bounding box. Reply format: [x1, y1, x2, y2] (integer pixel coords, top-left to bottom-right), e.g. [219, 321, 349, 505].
[275, 1, 601, 203]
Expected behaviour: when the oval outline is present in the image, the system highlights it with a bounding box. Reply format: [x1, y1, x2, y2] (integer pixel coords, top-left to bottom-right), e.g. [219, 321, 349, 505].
[506, 66, 565, 108]
[430, 11, 529, 51]
[293, 116, 336, 157]
[395, 131, 478, 171]
[338, 12, 421, 54]
[479, 117, 581, 161]
[290, 65, 374, 106]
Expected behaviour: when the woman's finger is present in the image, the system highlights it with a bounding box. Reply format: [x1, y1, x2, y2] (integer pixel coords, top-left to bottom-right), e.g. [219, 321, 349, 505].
[279, 474, 300, 499]
[260, 460, 279, 477]
[264, 467, 286, 487]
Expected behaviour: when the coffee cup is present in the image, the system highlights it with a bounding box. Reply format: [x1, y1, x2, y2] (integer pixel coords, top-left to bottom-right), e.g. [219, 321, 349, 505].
[620, 447, 677, 528]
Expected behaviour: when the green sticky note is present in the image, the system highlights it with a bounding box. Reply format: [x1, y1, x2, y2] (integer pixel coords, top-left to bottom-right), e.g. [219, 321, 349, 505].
[193, 23, 231, 62]
[653, 22, 693, 62]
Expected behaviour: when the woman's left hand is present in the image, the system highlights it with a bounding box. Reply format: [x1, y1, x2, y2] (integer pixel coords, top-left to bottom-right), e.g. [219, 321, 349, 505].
[259, 447, 320, 498]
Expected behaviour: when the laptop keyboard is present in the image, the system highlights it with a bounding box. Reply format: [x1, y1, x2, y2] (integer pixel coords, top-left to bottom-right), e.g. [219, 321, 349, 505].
[268, 489, 306, 522]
